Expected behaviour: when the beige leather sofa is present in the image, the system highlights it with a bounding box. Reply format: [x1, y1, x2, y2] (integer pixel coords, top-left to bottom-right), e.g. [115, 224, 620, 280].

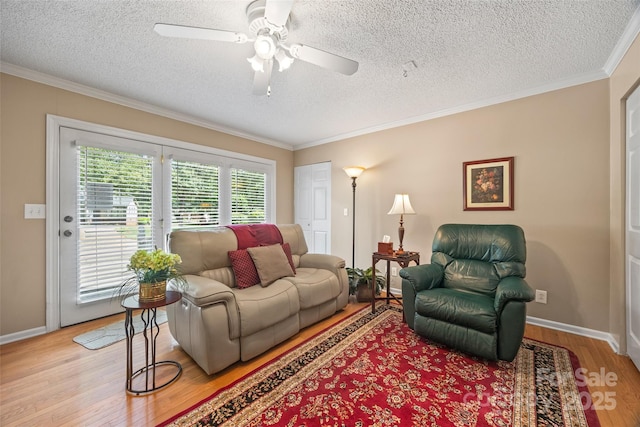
[166, 224, 349, 375]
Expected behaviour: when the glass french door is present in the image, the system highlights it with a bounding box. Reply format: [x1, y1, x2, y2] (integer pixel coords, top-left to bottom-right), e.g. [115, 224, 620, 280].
[56, 125, 272, 327]
[59, 127, 163, 326]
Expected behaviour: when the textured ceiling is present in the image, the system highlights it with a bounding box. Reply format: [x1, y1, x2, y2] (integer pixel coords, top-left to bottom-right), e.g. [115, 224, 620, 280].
[1, 0, 639, 149]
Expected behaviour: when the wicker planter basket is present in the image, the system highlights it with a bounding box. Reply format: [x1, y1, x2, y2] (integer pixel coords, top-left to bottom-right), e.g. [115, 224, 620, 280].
[139, 281, 167, 302]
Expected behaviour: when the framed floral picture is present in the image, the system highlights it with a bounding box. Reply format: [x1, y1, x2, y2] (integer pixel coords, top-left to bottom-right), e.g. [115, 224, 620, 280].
[463, 157, 514, 211]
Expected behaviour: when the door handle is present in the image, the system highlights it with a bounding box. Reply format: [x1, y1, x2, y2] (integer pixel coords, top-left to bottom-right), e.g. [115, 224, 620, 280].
[64, 215, 73, 223]
[63, 230, 72, 237]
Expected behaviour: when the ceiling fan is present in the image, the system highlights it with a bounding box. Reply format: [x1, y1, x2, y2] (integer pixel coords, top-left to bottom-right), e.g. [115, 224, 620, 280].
[154, 0, 359, 96]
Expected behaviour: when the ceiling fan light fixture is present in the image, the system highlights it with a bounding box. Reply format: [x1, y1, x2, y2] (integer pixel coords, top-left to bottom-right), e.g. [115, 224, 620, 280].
[254, 33, 277, 59]
[248, 54, 265, 72]
[155, 0, 359, 95]
[275, 49, 294, 71]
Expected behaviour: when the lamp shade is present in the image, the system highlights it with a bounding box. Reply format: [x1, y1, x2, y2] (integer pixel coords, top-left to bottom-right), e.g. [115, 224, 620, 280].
[275, 49, 294, 71]
[343, 166, 365, 178]
[247, 54, 265, 72]
[387, 194, 416, 215]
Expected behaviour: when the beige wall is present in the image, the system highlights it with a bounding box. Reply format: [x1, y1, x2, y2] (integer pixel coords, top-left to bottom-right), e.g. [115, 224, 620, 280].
[0, 73, 294, 336]
[2, 34, 638, 341]
[295, 79, 611, 332]
[609, 33, 640, 352]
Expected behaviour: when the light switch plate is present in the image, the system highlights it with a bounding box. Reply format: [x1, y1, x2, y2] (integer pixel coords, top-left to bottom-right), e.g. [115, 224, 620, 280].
[25, 204, 46, 219]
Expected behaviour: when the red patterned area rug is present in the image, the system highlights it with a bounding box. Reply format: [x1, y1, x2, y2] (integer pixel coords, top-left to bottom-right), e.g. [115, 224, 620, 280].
[159, 305, 600, 427]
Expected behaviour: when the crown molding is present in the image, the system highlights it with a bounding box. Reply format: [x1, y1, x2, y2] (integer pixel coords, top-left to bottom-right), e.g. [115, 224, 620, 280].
[603, 4, 640, 76]
[296, 70, 609, 150]
[0, 54, 624, 152]
[0, 62, 294, 151]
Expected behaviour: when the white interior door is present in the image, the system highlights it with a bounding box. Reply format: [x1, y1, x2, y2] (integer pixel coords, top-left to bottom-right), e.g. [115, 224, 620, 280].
[626, 85, 640, 371]
[59, 127, 162, 326]
[295, 165, 313, 245]
[294, 162, 331, 254]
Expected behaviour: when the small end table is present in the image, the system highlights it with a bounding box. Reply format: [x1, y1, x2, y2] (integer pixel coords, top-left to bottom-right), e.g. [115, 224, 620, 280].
[371, 251, 420, 314]
[121, 290, 182, 396]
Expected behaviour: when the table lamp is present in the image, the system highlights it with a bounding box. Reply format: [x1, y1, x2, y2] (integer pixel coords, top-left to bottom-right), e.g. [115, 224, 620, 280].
[387, 194, 415, 254]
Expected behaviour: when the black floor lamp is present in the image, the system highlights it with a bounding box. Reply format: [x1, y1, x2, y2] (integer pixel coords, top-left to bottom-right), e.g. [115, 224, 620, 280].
[343, 166, 365, 268]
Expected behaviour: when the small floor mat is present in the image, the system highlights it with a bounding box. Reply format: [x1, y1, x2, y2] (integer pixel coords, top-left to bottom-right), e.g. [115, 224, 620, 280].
[73, 309, 168, 350]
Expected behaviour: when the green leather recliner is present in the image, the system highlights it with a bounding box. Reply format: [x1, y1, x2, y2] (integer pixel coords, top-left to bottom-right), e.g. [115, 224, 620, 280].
[400, 224, 535, 362]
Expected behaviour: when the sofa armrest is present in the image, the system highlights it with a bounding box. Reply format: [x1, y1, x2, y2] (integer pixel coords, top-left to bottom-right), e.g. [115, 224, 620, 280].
[170, 274, 241, 342]
[399, 264, 444, 293]
[170, 274, 237, 308]
[494, 276, 535, 314]
[400, 264, 443, 330]
[299, 254, 349, 304]
[299, 253, 346, 273]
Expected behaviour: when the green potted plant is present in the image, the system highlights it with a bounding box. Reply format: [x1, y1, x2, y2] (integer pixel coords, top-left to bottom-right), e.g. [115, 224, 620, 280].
[346, 267, 385, 302]
[116, 248, 188, 302]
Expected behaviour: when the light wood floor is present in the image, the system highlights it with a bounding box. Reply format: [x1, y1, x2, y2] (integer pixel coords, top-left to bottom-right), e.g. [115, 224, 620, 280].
[1, 302, 639, 426]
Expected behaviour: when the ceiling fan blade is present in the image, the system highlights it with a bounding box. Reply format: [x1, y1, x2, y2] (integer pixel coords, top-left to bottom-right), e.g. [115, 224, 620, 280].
[154, 23, 248, 43]
[264, 0, 294, 27]
[289, 44, 359, 75]
[253, 59, 274, 95]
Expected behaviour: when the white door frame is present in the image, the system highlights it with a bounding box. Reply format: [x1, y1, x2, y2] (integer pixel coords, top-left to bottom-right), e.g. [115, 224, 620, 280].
[45, 116, 63, 332]
[626, 84, 640, 371]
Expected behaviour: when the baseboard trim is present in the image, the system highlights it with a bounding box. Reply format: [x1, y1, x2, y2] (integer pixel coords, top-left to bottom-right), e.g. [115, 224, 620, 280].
[0, 326, 47, 345]
[526, 316, 619, 354]
[0, 311, 620, 354]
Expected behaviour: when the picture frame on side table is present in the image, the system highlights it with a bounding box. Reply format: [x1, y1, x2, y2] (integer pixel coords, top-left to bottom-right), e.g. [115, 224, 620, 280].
[463, 156, 514, 211]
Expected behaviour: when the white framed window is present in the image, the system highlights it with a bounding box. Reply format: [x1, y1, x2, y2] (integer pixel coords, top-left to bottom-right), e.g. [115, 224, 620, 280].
[231, 165, 268, 224]
[169, 154, 221, 230]
[75, 144, 157, 302]
[163, 147, 274, 231]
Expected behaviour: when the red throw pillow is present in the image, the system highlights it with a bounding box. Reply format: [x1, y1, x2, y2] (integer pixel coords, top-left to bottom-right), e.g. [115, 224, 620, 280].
[228, 249, 260, 289]
[281, 242, 296, 274]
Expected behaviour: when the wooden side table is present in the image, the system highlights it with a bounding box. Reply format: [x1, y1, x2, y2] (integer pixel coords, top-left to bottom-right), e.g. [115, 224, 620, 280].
[371, 251, 420, 314]
[121, 290, 182, 396]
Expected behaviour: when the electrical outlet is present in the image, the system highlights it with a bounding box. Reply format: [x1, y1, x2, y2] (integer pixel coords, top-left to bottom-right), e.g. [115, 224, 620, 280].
[391, 267, 398, 276]
[343, 208, 348, 216]
[535, 289, 548, 304]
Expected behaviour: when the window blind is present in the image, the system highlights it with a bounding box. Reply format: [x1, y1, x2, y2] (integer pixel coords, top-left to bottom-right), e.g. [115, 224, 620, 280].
[231, 167, 266, 224]
[76, 145, 154, 301]
[171, 158, 220, 230]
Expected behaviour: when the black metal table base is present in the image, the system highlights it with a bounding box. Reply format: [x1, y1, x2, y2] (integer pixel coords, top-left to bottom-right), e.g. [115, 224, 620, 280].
[127, 360, 182, 396]
[122, 292, 183, 396]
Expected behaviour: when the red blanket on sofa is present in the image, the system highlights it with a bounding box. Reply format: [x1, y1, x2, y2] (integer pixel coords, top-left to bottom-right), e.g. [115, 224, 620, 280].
[226, 224, 283, 249]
